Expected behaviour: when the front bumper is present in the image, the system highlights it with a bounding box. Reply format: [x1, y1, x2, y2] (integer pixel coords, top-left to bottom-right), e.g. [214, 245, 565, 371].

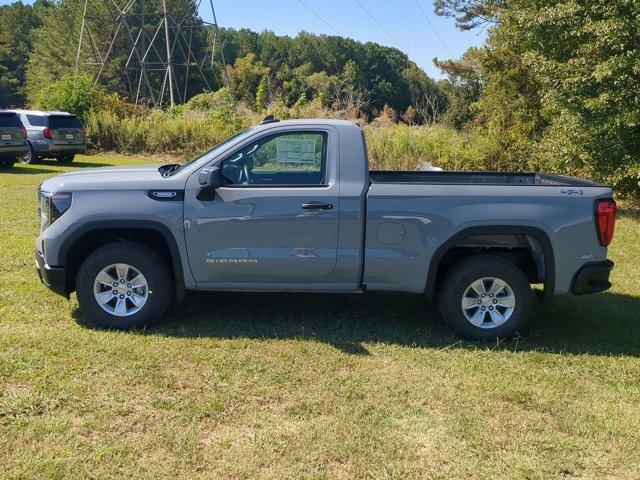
[35, 250, 68, 298]
[571, 260, 614, 295]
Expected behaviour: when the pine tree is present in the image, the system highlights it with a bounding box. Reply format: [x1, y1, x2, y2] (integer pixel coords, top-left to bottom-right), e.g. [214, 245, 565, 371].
[255, 74, 269, 112]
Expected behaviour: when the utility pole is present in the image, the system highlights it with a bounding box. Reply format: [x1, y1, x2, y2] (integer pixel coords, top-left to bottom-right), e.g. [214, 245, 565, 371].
[75, 0, 89, 74]
[210, 0, 229, 88]
[75, 0, 228, 107]
[162, 0, 175, 107]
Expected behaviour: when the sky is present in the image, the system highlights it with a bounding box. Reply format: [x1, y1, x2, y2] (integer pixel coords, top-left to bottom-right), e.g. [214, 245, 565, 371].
[1, 0, 487, 78]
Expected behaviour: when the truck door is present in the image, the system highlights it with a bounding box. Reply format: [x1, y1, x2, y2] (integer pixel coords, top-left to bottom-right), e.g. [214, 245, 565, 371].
[184, 127, 340, 286]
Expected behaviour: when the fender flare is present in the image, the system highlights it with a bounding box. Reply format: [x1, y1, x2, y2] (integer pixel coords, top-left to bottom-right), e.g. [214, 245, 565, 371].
[59, 220, 186, 302]
[424, 225, 555, 304]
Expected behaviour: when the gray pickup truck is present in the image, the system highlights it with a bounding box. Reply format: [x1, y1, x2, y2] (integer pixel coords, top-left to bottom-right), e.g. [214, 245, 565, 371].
[36, 118, 617, 339]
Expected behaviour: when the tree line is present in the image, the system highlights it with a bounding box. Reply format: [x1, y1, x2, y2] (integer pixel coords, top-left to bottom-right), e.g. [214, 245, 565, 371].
[0, 0, 442, 121]
[1, 0, 638, 196]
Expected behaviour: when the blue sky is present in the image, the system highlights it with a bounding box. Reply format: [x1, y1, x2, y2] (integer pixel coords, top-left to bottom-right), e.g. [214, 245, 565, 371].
[1, 0, 486, 78]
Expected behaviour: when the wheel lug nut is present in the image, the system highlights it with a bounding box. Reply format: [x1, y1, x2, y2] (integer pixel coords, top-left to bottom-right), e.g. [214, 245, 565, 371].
[477, 300, 482, 304]
[481, 306, 485, 311]
[112, 290, 117, 295]
[119, 294, 124, 299]
[489, 293, 494, 297]
[481, 293, 486, 298]
[493, 299, 497, 304]
[120, 279, 125, 283]
[489, 306, 493, 310]
[127, 283, 132, 288]
[127, 291, 131, 296]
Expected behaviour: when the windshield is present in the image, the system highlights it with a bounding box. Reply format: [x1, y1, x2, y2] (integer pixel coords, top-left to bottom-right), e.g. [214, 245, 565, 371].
[170, 128, 253, 175]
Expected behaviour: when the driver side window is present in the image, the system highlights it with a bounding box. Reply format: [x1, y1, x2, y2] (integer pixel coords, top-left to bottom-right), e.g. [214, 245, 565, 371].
[221, 131, 327, 186]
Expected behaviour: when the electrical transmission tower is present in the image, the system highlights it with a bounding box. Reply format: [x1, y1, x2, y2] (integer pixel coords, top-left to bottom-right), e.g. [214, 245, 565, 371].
[75, 0, 228, 107]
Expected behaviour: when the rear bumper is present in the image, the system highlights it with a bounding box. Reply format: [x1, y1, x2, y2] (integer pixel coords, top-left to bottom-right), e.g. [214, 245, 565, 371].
[0, 145, 28, 157]
[31, 142, 86, 154]
[35, 250, 68, 298]
[571, 260, 614, 295]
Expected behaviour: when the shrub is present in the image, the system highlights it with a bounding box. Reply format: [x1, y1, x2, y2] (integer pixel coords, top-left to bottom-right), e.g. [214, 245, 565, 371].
[35, 74, 105, 122]
[86, 108, 245, 156]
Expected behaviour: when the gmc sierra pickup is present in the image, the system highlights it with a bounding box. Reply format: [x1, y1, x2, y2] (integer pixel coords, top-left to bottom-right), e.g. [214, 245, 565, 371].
[36, 118, 616, 339]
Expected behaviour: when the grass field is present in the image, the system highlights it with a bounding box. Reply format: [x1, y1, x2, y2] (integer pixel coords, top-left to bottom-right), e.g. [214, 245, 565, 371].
[1, 155, 639, 479]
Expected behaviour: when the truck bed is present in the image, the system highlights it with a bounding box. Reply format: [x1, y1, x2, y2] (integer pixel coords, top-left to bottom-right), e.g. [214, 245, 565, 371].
[369, 170, 604, 187]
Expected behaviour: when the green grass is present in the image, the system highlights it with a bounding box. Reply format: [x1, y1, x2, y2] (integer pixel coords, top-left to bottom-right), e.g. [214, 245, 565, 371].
[1, 154, 639, 479]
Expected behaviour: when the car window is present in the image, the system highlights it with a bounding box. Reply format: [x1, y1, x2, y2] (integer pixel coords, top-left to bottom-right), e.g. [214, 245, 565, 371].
[48, 115, 82, 129]
[221, 131, 327, 186]
[26, 115, 46, 127]
[0, 113, 21, 128]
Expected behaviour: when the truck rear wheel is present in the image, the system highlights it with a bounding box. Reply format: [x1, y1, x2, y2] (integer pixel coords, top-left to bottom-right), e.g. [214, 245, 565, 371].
[76, 242, 173, 329]
[438, 255, 533, 340]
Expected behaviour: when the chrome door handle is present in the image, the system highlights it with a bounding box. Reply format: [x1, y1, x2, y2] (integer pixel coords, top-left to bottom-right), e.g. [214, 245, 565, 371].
[301, 201, 333, 210]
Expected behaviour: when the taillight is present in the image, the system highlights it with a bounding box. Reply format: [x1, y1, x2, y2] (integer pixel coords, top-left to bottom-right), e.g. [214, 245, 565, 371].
[595, 198, 616, 246]
[21, 127, 27, 139]
[43, 127, 52, 139]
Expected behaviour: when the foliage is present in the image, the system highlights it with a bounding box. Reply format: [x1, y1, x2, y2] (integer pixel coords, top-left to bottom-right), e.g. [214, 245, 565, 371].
[226, 53, 270, 105]
[255, 75, 269, 112]
[436, 0, 640, 197]
[35, 74, 106, 121]
[85, 92, 247, 155]
[4, 0, 637, 196]
[434, 0, 502, 30]
[511, 0, 640, 197]
[435, 48, 484, 129]
[26, 0, 210, 105]
[0, 1, 44, 107]
[217, 28, 438, 117]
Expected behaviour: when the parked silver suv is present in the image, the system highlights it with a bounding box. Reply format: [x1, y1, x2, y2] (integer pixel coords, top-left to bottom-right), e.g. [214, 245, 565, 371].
[0, 111, 28, 168]
[13, 110, 87, 164]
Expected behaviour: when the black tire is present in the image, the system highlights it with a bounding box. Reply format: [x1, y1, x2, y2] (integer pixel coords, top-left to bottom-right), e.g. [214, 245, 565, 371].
[18, 143, 38, 164]
[438, 255, 533, 340]
[0, 158, 16, 169]
[76, 242, 173, 329]
[57, 153, 75, 164]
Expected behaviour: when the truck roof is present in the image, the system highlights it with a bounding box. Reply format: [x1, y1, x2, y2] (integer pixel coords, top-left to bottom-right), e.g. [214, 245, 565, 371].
[251, 118, 361, 133]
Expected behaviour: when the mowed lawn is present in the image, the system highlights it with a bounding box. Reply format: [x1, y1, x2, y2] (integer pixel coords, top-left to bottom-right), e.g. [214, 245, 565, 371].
[1, 155, 639, 480]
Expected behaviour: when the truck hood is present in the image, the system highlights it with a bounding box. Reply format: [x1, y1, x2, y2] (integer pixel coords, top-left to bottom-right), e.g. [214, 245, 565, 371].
[40, 165, 176, 192]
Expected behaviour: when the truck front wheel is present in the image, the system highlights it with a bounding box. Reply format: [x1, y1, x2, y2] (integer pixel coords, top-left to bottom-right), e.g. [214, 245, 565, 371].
[438, 255, 533, 340]
[76, 242, 173, 329]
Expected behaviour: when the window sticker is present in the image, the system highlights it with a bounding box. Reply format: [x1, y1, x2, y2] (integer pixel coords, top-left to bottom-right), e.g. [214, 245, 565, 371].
[276, 138, 316, 164]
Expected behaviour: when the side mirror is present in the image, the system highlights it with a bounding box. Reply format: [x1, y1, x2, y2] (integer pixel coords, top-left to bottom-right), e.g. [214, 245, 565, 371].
[196, 167, 223, 200]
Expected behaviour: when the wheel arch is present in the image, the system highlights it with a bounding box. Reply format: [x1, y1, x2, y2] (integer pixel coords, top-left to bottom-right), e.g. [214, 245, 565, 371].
[425, 225, 555, 304]
[59, 220, 186, 302]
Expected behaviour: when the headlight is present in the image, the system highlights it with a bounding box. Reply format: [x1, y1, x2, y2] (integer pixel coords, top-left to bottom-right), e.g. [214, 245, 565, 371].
[38, 189, 72, 231]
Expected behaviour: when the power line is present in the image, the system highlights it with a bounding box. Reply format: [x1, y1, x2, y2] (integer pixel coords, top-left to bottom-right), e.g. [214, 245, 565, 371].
[352, 0, 404, 52]
[412, 0, 453, 56]
[297, 0, 344, 37]
[388, 0, 435, 47]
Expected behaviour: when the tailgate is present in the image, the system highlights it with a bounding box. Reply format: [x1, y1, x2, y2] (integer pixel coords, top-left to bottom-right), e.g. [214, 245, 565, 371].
[0, 127, 26, 147]
[48, 115, 84, 145]
[0, 113, 26, 147]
